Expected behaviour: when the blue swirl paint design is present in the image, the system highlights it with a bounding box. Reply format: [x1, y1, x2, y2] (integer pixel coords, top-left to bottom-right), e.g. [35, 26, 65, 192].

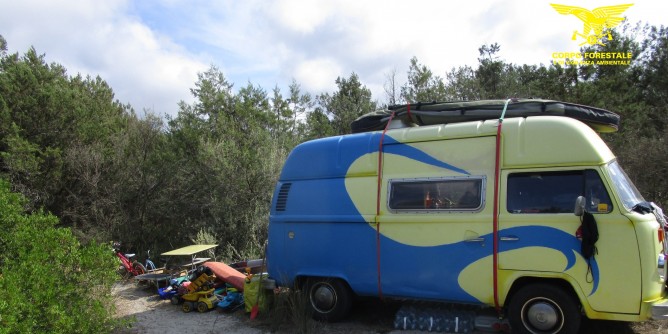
[498, 225, 599, 295]
[378, 225, 598, 302]
[383, 136, 470, 175]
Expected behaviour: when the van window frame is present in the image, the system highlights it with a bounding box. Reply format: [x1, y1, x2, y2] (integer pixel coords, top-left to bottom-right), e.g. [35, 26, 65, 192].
[506, 169, 613, 214]
[387, 176, 486, 213]
[605, 160, 644, 211]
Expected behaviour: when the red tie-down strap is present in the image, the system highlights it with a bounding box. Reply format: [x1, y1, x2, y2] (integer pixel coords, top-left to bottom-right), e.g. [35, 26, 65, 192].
[375, 110, 397, 299]
[493, 99, 512, 314]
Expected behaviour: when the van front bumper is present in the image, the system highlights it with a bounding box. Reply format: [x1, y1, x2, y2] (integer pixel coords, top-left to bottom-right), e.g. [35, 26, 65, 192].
[652, 298, 668, 319]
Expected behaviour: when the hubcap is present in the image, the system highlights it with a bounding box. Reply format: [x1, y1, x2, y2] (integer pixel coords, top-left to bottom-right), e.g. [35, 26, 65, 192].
[311, 283, 336, 313]
[523, 298, 562, 333]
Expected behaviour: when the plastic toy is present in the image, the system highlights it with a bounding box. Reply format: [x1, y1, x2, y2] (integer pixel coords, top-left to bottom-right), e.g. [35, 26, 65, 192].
[180, 272, 218, 313]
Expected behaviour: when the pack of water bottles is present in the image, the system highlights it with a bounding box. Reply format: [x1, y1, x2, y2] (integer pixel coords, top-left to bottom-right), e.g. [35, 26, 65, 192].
[393, 304, 476, 333]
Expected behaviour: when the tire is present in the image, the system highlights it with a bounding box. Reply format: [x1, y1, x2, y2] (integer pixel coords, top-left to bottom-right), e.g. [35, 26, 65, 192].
[508, 283, 581, 334]
[197, 301, 209, 313]
[145, 260, 156, 271]
[132, 262, 147, 276]
[171, 295, 182, 305]
[182, 302, 194, 313]
[304, 277, 353, 322]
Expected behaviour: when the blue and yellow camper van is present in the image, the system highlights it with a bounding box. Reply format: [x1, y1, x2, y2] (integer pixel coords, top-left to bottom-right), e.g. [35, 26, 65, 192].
[267, 100, 668, 333]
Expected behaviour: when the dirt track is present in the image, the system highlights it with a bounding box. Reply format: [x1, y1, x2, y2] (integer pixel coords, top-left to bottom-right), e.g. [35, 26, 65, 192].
[112, 281, 261, 334]
[112, 280, 668, 334]
[111, 280, 385, 334]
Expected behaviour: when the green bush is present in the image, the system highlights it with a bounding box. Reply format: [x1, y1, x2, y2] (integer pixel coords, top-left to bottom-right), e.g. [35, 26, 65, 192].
[0, 179, 119, 333]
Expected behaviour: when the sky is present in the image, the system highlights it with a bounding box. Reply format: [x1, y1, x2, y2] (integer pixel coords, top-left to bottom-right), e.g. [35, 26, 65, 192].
[1, 0, 666, 118]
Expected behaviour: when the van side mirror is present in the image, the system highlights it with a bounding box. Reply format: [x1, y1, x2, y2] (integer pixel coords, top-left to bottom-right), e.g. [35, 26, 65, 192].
[574, 196, 586, 217]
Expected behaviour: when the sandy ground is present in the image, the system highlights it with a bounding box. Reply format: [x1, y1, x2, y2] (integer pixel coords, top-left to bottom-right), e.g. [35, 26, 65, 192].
[111, 280, 388, 334]
[112, 279, 668, 334]
[112, 280, 263, 334]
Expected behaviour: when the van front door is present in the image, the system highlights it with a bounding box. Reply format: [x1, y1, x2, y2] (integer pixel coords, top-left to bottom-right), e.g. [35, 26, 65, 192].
[498, 168, 640, 313]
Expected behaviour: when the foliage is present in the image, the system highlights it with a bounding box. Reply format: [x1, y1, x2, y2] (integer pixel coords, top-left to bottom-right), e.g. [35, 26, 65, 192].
[190, 228, 219, 260]
[401, 57, 447, 103]
[0, 45, 135, 250]
[0, 35, 6, 54]
[0, 179, 119, 333]
[475, 43, 505, 98]
[317, 72, 377, 135]
[268, 288, 321, 334]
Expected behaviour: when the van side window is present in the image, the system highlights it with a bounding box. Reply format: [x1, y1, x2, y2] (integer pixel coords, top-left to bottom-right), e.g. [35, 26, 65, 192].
[389, 177, 484, 211]
[507, 170, 613, 214]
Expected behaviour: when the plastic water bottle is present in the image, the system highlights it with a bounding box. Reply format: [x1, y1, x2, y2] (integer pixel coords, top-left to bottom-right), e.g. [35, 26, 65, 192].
[408, 307, 418, 330]
[434, 314, 445, 332]
[440, 310, 452, 333]
[460, 315, 471, 333]
[393, 308, 406, 330]
[429, 314, 440, 332]
[418, 309, 439, 331]
[417, 310, 428, 331]
[393, 306, 416, 330]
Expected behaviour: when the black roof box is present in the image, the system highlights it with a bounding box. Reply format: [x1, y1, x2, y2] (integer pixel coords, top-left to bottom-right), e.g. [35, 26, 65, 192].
[351, 99, 620, 133]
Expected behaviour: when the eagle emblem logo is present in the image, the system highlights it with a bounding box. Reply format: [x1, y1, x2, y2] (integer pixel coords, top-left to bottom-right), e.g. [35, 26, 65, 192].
[550, 3, 633, 46]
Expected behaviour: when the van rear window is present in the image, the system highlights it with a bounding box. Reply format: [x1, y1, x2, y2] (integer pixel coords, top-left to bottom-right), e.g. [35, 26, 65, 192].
[507, 170, 612, 214]
[388, 177, 484, 211]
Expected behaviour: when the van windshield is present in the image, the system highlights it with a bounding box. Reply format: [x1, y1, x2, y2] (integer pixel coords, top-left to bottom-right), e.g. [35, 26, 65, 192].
[606, 160, 645, 211]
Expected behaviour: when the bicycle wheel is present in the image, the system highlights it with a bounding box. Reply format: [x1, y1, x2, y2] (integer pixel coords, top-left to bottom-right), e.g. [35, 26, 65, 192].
[145, 259, 156, 271]
[132, 262, 147, 276]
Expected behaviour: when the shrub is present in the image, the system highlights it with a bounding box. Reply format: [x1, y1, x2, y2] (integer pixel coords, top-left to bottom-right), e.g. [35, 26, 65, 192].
[268, 287, 321, 334]
[0, 179, 119, 333]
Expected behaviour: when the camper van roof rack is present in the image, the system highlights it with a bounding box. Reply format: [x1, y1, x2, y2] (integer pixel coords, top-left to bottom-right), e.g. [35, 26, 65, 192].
[351, 99, 619, 134]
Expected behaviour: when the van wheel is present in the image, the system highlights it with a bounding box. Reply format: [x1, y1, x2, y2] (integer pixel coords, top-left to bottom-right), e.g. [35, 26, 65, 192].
[508, 283, 581, 334]
[304, 277, 353, 322]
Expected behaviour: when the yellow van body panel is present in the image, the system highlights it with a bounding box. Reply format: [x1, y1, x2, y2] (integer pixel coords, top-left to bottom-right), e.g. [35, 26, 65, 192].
[371, 116, 615, 169]
[502, 117, 615, 168]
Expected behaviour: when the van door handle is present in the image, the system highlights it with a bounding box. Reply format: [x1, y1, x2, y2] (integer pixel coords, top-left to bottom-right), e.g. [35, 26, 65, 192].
[465, 237, 485, 243]
[500, 236, 519, 242]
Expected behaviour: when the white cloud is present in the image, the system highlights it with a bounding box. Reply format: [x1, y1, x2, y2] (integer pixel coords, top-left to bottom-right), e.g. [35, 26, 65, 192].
[269, 0, 335, 34]
[294, 58, 343, 93]
[0, 0, 207, 116]
[88, 20, 206, 114]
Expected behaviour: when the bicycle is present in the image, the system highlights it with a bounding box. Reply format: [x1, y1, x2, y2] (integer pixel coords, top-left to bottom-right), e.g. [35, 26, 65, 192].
[144, 250, 171, 272]
[143, 249, 173, 275]
[144, 250, 157, 272]
[113, 242, 147, 279]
